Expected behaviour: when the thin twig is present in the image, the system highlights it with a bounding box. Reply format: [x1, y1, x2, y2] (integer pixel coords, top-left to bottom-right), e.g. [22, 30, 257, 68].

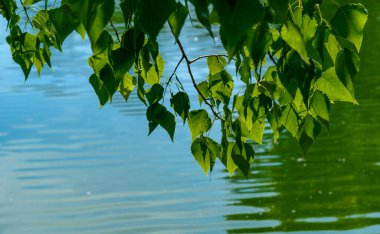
[268, 51, 278, 67]
[110, 19, 121, 43]
[168, 56, 184, 83]
[163, 56, 185, 103]
[19, 0, 34, 31]
[168, 23, 222, 119]
[189, 54, 228, 64]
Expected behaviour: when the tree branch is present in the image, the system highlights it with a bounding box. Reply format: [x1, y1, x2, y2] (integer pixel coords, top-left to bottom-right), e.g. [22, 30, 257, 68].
[189, 54, 228, 64]
[110, 19, 121, 43]
[168, 23, 222, 119]
[19, 0, 34, 31]
[163, 56, 185, 102]
[168, 56, 184, 83]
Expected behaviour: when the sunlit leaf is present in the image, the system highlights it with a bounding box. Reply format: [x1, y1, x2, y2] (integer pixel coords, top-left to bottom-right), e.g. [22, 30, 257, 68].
[316, 68, 356, 103]
[280, 105, 299, 137]
[330, 3, 368, 52]
[281, 22, 309, 63]
[119, 73, 136, 102]
[191, 136, 221, 175]
[188, 109, 212, 141]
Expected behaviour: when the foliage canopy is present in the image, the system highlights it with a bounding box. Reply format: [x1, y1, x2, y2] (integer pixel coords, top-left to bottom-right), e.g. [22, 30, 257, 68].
[0, 0, 368, 177]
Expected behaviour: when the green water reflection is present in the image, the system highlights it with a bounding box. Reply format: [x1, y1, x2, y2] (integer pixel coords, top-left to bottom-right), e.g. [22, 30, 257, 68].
[226, 1, 380, 233]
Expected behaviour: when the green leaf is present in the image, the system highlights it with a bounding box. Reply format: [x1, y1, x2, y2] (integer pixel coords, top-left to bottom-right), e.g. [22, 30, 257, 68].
[159, 110, 176, 142]
[250, 118, 266, 145]
[168, 2, 188, 40]
[231, 142, 254, 178]
[218, 142, 238, 176]
[280, 105, 299, 137]
[330, 3, 368, 52]
[139, 44, 165, 85]
[13, 53, 33, 80]
[335, 49, 360, 98]
[189, 0, 214, 38]
[88, 31, 113, 75]
[207, 56, 227, 76]
[12, 33, 37, 80]
[302, 0, 322, 15]
[111, 47, 134, 82]
[247, 25, 273, 68]
[0, 0, 17, 21]
[33, 49, 45, 76]
[316, 67, 356, 103]
[268, 0, 289, 22]
[309, 91, 330, 122]
[32, 10, 49, 31]
[122, 28, 145, 60]
[146, 84, 164, 104]
[197, 81, 210, 105]
[212, 0, 264, 57]
[170, 92, 190, 124]
[191, 136, 221, 175]
[99, 65, 117, 100]
[137, 75, 147, 105]
[120, 0, 136, 27]
[89, 73, 109, 106]
[76, 23, 86, 40]
[293, 9, 318, 41]
[269, 105, 281, 143]
[208, 70, 234, 105]
[296, 115, 321, 154]
[146, 103, 176, 141]
[135, 0, 176, 39]
[49, 5, 80, 45]
[65, 0, 115, 48]
[23, 0, 41, 6]
[281, 22, 309, 63]
[188, 109, 212, 141]
[119, 74, 136, 102]
[325, 32, 341, 67]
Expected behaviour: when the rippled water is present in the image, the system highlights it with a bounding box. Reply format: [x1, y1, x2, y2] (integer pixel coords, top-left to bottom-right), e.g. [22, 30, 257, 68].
[1, 1, 380, 233]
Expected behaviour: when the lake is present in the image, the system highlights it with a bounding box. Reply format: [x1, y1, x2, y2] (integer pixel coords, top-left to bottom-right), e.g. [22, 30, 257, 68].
[0, 1, 380, 233]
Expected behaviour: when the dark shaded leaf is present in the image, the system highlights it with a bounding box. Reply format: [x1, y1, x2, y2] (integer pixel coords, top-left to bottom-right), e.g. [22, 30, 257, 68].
[170, 92, 190, 124]
[135, 0, 176, 39]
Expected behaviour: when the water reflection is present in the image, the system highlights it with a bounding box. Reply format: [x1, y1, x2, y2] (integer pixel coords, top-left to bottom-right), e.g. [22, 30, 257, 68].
[226, 1, 380, 233]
